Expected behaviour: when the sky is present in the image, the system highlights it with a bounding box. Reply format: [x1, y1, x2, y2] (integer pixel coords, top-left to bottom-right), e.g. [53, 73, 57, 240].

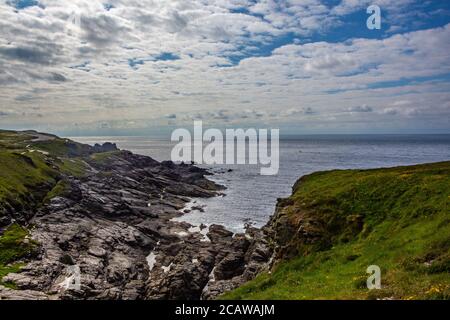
[0, 0, 449, 136]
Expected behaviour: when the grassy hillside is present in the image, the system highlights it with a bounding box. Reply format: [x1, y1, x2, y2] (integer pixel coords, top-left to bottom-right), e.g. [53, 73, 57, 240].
[0, 130, 115, 287]
[0, 130, 91, 219]
[223, 161, 450, 300]
[0, 224, 37, 288]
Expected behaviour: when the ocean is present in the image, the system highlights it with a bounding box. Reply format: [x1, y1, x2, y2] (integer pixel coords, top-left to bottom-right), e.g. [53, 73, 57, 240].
[70, 135, 450, 233]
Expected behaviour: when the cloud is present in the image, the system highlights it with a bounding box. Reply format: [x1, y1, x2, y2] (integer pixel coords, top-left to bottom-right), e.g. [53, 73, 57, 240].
[347, 105, 373, 112]
[80, 14, 131, 48]
[0, 45, 59, 65]
[49, 72, 67, 82]
[0, 0, 449, 133]
[381, 108, 398, 115]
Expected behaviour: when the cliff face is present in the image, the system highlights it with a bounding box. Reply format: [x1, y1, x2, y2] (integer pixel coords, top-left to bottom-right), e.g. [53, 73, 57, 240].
[0, 130, 271, 300]
[224, 162, 450, 300]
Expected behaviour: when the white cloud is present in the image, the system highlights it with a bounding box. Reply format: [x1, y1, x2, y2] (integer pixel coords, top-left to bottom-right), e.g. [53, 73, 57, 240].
[0, 0, 449, 134]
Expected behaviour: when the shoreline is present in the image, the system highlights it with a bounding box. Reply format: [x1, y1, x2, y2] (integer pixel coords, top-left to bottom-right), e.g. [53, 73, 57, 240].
[0, 130, 270, 300]
[1, 130, 449, 300]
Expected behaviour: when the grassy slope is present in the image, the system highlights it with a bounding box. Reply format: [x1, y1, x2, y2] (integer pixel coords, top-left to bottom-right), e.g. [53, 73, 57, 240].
[0, 130, 93, 286]
[0, 224, 36, 288]
[0, 130, 91, 212]
[223, 161, 450, 300]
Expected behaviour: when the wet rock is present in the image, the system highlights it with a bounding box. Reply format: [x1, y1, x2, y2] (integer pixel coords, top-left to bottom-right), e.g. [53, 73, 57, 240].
[1, 144, 274, 301]
[208, 225, 233, 242]
[1, 150, 224, 300]
[214, 253, 245, 280]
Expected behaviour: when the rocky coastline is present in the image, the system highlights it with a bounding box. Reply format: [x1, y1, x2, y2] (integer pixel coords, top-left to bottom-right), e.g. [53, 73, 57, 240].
[0, 131, 272, 300]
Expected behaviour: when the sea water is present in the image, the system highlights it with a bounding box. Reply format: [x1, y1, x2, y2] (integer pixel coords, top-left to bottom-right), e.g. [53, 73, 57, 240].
[71, 135, 450, 233]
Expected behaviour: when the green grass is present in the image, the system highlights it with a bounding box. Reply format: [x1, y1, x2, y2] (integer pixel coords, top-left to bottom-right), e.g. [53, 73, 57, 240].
[0, 130, 119, 288]
[0, 224, 36, 287]
[33, 139, 89, 157]
[0, 131, 95, 214]
[89, 150, 122, 163]
[0, 130, 32, 151]
[42, 180, 70, 203]
[58, 158, 89, 177]
[0, 151, 60, 213]
[223, 161, 450, 300]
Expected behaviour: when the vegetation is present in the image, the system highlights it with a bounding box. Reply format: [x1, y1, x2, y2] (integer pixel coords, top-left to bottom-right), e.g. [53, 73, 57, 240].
[89, 150, 122, 163]
[0, 150, 59, 213]
[0, 130, 95, 214]
[0, 129, 142, 293]
[1, 130, 448, 299]
[223, 161, 450, 300]
[0, 224, 36, 288]
[0, 129, 117, 286]
[33, 139, 92, 157]
[58, 158, 89, 178]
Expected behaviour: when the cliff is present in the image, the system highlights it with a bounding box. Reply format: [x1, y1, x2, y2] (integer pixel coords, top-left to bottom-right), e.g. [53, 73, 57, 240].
[223, 161, 450, 300]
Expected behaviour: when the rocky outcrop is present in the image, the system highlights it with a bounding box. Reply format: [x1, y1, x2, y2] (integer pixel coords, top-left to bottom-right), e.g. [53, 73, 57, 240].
[93, 142, 118, 153]
[0, 148, 218, 300]
[143, 223, 272, 300]
[0, 286, 50, 300]
[200, 226, 272, 300]
[0, 129, 277, 300]
[0, 143, 274, 300]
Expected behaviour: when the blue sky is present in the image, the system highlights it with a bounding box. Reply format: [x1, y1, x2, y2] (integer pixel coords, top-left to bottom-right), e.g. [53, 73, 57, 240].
[219, 1, 450, 66]
[0, 0, 449, 135]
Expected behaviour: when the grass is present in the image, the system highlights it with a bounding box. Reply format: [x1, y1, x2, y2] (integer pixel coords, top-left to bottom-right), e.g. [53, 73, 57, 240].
[42, 180, 70, 203]
[0, 131, 95, 214]
[0, 151, 60, 214]
[222, 161, 450, 300]
[0, 130, 32, 151]
[33, 139, 90, 157]
[58, 158, 89, 177]
[0, 130, 121, 288]
[89, 150, 122, 163]
[0, 224, 36, 288]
